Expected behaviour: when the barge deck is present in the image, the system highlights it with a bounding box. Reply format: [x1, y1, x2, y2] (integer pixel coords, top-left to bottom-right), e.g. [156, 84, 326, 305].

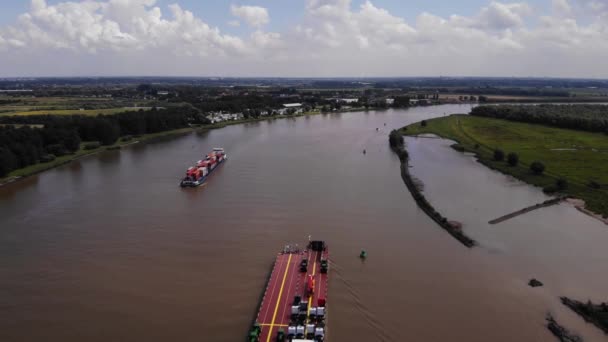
[250, 240, 329, 342]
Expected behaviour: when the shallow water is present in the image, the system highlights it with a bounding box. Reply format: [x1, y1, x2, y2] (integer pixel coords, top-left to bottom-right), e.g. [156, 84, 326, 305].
[407, 136, 608, 341]
[0, 105, 599, 341]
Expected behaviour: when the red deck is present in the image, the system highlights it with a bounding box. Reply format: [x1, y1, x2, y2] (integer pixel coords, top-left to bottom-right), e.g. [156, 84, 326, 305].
[255, 243, 329, 341]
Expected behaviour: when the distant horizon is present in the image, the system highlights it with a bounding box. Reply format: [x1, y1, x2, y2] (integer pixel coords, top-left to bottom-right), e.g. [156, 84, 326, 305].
[2, 1, 608, 77]
[2, 76, 608, 81]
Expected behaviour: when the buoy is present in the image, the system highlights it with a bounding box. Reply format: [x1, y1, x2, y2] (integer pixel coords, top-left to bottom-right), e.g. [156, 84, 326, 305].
[363, 149, 366, 154]
[360, 250, 367, 259]
[376, 128, 378, 131]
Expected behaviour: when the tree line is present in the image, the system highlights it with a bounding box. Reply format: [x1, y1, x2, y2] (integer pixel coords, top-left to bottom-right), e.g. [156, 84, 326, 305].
[0, 106, 206, 177]
[471, 105, 608, 133]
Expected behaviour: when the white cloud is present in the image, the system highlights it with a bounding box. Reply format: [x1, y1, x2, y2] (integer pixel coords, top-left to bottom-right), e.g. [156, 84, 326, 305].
[553, 0, 572, 16]
[1, 0, 608, 77]
[474, 2, 532, 30]
[228, 20, 240, 27]
[3, 0, 252, 56]
[230, 5, 269, 28]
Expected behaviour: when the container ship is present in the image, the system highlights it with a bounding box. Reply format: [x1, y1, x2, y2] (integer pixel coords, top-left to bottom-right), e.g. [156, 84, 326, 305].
[248, 240, 329, 342]
[180, 148, 227, 187]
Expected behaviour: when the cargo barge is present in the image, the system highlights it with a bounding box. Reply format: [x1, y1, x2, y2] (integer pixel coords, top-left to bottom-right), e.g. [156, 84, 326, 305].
[180, 148, 227, 187]
[248, 240, 329, 342]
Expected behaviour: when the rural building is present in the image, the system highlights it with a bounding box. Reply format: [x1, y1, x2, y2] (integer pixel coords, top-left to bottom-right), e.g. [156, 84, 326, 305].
[339, 98, 359, 104]
[280, 103, 303, 115]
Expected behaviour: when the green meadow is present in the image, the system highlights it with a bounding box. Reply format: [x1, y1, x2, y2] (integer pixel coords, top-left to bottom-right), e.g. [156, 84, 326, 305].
[402, 115, 608, 217]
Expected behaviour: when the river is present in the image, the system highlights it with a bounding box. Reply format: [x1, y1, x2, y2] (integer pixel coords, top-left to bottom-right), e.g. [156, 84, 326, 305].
[0, 105, 602, 341]
[407, 136, 608, 341]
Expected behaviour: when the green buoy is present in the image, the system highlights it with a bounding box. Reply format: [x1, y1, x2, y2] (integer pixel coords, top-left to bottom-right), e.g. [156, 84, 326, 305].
[360, 250, 367, 259]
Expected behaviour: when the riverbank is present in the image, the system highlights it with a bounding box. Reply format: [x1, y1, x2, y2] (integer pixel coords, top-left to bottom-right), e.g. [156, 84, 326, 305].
[0, 108, 366, 186]
[0, 126, 196, 186]
[488, 196, 566, 224]
[389, 131, 476, 248]
[561, 297, 608, 334]
[400, 115, 608, 221]
[546, 314, 583, 342]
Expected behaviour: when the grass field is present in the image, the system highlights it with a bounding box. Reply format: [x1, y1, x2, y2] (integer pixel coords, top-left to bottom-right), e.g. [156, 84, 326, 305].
[402, 115, 608, 217]
[0, 95, 159, 116]
[1, 107, 151, 116]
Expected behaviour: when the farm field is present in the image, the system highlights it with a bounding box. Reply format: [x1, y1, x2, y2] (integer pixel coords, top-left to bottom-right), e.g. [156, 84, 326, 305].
[0, 95, 157, 116]
[2, 107, 150, 116]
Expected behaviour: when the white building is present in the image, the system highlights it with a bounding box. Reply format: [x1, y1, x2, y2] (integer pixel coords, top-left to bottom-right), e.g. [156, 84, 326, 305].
[206, 112, 244, 123]
[340, 98, 359, 104]
[280, 103, 304, 115]
[385, 98, 395, 105]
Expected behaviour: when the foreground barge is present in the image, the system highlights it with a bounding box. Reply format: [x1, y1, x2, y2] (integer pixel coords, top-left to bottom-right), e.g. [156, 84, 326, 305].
[249, 240, 329, 342]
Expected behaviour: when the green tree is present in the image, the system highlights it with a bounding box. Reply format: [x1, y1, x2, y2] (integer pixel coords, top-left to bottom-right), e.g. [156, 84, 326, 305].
[493, 149, 505, 161]
[64, 129, 81, 152]
[556, 178, 568, 190]
[507, 152, 519, 166]
[389, 130, 403, 149]
[530, 161, 545, 175]
[97, 120, 119, 146]
[0, 147, 17, 177]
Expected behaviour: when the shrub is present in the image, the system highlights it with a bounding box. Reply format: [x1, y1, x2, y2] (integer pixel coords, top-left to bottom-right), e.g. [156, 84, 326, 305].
[493, 149, 505, 161]
[451, 144, 465, 152]
[507, 152, 519, 166]
[40, 154, 56, 163]
[84, 142, 101, 150]
[46, 144, 68, 157]
[121, 135, 133, 142]
[543, 185, 557, 194]
[389, 130, 403, 149]
[421, 120, 427, 127]
[530, 161, 545, 175]
[556, 178, 568, 190]
[474, 143, 480, 149]
[588, 180, 601, 189]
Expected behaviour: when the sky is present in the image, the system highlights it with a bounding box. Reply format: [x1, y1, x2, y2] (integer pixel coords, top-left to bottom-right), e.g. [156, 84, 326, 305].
[0, 0, 607, 77]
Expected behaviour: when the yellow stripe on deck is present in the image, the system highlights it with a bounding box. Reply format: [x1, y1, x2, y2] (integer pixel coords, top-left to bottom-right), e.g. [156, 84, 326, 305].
[306, 252, 318, 325]
[260, 323, 288, 327]
[265, 253, 292, 342]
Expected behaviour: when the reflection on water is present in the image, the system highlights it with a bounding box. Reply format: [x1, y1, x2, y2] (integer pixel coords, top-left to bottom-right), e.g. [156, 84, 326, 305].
[0, 105, 600, 341]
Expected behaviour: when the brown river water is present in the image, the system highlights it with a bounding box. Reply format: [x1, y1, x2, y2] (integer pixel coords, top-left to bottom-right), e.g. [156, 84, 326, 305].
[0, 105, 606, 341]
